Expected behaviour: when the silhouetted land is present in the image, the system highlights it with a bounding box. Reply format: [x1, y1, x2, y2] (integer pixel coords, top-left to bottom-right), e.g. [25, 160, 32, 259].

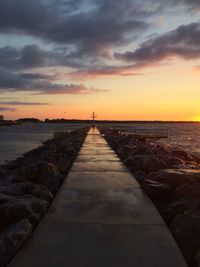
[2, 118, 200, 125]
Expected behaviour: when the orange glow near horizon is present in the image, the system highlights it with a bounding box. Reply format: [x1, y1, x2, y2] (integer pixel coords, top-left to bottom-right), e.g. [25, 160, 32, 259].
[1, 60, 200, 121]
[0, 2, 200, 123]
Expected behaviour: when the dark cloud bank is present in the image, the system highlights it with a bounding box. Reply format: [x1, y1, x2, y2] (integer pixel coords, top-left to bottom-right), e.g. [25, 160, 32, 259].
[0, 0, 199, 95]
[115, 23, 200, 65]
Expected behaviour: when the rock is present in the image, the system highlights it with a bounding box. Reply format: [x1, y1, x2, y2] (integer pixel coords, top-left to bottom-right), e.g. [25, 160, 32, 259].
[0, 168, 5, 178]
[175, 183, 200, 199]
[10, 174, 27, 183]
[0, 219, 33, 267]
[0, 175, 20, 187]
[41, 174, 61, 195]
[3, 157, 24, 171]
[172, 163, 200, 170]
[168, 156, 185, 166]
[161, 197, 200, 224]
[56, 158, 72, 174]
[192, 155, 200, 165]
[21, 161, 59, 181]
[148, 169, 200, 189]
[133, 170, 147, 184]
[196, 249, 200, 267]
[170, 209, 200, 266]
[116, 144, 136, 160]
[0, 193, 14, 205]
[172, 150, 194, 161]
[142, 179, 174, 205]
[0, 182, 35, 196]
[0, 195, 49, 227]
[23, 145, 47, 157]
[128, 154, 166, 172]
[20, 161, 62, 194]
[32, 185, 53, 202]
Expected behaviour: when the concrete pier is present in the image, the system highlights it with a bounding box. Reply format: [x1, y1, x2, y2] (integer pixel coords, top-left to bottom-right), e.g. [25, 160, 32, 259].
[8, 127, 187, 267]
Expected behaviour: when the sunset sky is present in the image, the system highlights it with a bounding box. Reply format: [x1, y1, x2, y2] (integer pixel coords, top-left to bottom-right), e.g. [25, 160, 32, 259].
[0, 0, 200, 121]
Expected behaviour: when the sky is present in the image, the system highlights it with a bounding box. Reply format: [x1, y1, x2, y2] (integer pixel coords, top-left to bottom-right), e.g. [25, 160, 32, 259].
[0, 0, 200, 121]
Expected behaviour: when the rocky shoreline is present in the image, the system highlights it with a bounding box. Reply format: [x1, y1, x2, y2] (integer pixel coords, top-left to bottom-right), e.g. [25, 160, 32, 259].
[100, 127, 200, 267]
[0, 127, 89, 266]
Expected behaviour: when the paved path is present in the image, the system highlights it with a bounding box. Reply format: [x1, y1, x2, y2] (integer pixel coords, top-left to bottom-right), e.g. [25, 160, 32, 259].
[9, 128, 187, 267]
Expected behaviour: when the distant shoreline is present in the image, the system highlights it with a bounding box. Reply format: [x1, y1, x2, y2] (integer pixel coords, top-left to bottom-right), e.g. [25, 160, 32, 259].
[1, 119, 200, 125]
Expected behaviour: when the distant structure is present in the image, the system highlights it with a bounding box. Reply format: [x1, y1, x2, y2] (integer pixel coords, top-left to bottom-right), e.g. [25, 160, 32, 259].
[0, 115, 4, 121]
[91, 112, 96, 127]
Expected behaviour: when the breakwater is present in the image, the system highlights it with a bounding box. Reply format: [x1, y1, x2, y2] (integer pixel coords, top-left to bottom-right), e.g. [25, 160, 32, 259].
[100, 127, 200, 266]
[8, 127, 186, 267]
[0, 127, 89, 266]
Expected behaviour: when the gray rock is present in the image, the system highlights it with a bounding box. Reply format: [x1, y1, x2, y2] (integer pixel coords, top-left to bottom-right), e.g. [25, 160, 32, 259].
[133, 170, 147, 184]
[172, 150, 194, 161]
[0, 195, 49, 227]
[20, 161, 62, 194]
[127, 154, 166, 172]
[0, 168, 5, 178]
[0, 219, 33, 267]
[148, 169, 200, 189]
[168, 156, 185, 167]
[143, 179, 174, 205]
[175, 183, 200, 199]
[56, 157, 72, 174]
[0, 175, 19, 187]
[0, 182, 34, 196]
[0, 193, 14, 205]
[32, 185, 53, 202]
[161, 196, 200, 224]
[170, 209, 200, 266]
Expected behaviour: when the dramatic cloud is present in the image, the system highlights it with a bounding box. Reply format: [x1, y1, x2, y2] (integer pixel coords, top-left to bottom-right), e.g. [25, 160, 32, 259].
[0, 0, 149, 58]
[0, 69, 107, 94]
[69, 64, 143, 78]
[0, 107, 16, 112]
[115, 23, 200, 65]
[0, 45, 54, 69]
[0, 101, 51, 105]
[0, 0, 199, 98]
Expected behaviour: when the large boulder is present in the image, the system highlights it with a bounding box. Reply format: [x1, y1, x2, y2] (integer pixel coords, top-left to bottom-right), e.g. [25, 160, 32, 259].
[0, 182, 34, 196]
[3, 158, 24, 171]
[142, 179, 174, 205]
[175, 183, 200, 199]
[133, 170, 147, 184]
[0, 168, 6, 178]
[0, 193, 14, 205]
[21, 161, 59, 181]
[20, 161, 62, 194]
[172, 150, 194, 162]
[0, 175, 23, 187]
[0, 195, 49, 227]
[56, 157, 72, 174]
[32, 185, 53, 202]
[116, 142, 152, 160]
[125, 154, 166, 172]
[161, 196, 200, 224]
[170, 209, 200, 266]
[0, 219, 33, 267]
[116, 144, 137, 160]
[147, 169, 200, 189]
[167, 156, 185, 167]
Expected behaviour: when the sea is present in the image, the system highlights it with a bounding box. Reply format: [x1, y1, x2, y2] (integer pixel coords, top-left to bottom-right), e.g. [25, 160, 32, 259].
[0, 123, 89, 165]
[0, 122, 200, 165]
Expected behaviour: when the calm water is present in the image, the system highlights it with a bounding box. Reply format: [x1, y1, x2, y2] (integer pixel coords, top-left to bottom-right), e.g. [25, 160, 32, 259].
[0, 123, 89, 165]
[0, 122, 200, 164]
[106, 122, 200, 155]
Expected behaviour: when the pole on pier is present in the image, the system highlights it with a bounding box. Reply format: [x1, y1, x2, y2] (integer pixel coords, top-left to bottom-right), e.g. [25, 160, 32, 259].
[91, 112, 96, 128]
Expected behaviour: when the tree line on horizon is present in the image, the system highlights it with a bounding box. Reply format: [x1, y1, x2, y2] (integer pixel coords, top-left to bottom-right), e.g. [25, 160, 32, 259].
[14, 118, 200, 124]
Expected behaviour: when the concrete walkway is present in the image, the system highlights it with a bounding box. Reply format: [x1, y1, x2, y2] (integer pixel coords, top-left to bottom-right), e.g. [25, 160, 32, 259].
[9, 127, 187, 267]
